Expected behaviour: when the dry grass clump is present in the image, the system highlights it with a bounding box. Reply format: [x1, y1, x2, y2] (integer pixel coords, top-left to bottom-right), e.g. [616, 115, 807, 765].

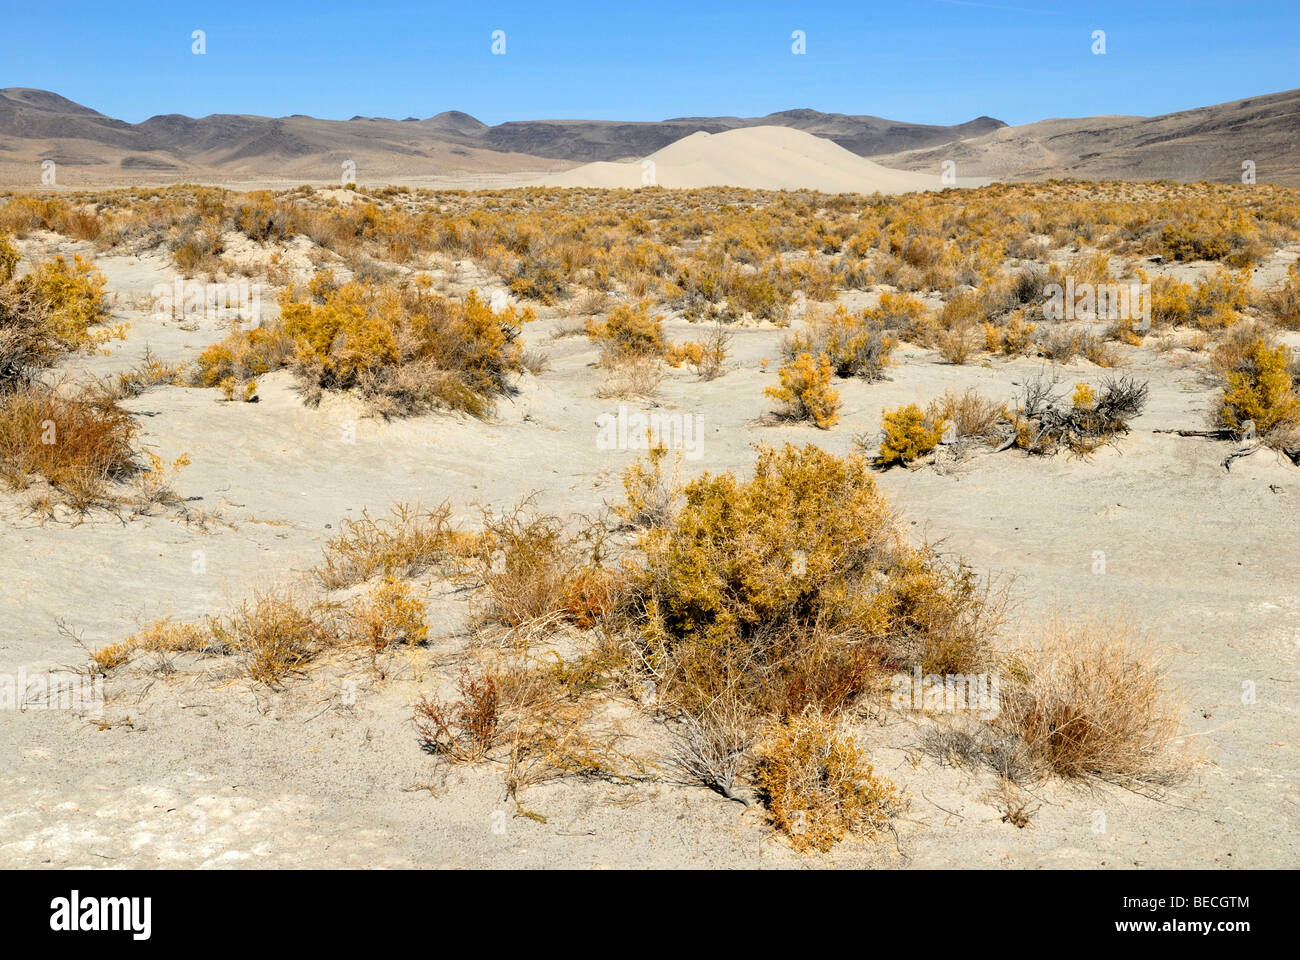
[928, 388, 1006, 445]
[753, 710, 900, 851]
[349, 578, 429, 651]
[472, 504, 615, 634]
[414, 655, 639, 805]
[596, 351, 665, 398]
[998, 616, 1189, 787]
[92, 348, 184, 403]
[317, 502, 466, 589]
[91, 618, 208, 672]
[97, 578, 433, 684]
[617, 441, 682, 528]
[201, 588, 345, 686]
[765, 352, 840, 428]
[665, 323, 730, 380]
[96, 588, 346, 686]
[0, 382, 138, 510]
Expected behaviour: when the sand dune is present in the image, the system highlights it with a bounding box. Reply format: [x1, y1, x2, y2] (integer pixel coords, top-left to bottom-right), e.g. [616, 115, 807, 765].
[531, 125, 985, 194]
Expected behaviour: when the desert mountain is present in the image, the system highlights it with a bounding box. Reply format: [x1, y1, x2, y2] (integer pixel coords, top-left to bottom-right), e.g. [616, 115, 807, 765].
[479, 110, 1005, 162]
[0, 88, 1001, 186]
[2, 87, 1298, 188]
[873, 88, 1300, 185]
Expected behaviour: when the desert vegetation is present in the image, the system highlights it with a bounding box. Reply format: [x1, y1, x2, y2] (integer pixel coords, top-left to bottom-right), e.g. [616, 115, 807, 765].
[85, 441, 1191, 851]
[871, 375, 1150, 466]
[8, 176, 1294, 864]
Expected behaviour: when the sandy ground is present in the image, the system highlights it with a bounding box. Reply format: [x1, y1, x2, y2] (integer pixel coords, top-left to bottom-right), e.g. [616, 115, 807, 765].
[0, 237, 1297, 869]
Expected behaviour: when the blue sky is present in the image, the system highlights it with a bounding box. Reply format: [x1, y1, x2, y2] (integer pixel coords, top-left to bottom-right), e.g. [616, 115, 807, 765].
[2, 1, 1296, 127]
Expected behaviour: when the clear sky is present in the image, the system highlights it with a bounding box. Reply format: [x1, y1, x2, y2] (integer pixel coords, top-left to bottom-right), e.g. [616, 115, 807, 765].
[2, 1, 1296, 127]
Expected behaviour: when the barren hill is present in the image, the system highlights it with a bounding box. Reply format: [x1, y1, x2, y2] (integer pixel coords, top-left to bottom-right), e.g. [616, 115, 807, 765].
[2, 86, 1298, 188]
[873, 88, 1300, 185]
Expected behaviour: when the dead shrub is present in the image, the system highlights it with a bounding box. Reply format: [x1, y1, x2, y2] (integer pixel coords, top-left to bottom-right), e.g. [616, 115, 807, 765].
[596, 349, 663, 398]
[414, 666, 501, 762]
[998, 616, 1189, 787]
[473, 504, 609, 634]
[0, 382, 137, 510]
[1012, 374, 1148, 455]
[670, 690, 757, 805]
[415, 655, 640, 804]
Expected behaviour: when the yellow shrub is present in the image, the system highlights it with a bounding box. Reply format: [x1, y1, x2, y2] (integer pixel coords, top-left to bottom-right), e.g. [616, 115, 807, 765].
[193, 325, 294, 387]
[765, 352, 840, 428]
[0, 234, 18, 283]
[13, 255, 109, 348]
[586, 300, 665, 357]
[351, 578, 429, 650]
[274, 278, 532, 415]
[630, 443, 996, 710]
[878, 404, 943, 465]
[1190, 268, 1251, 329]
[754, 712, 898, 852]
[865, 291, 934, 343]
[1147, 272, 1193, 327]
[1219, 339, 1300, 439]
